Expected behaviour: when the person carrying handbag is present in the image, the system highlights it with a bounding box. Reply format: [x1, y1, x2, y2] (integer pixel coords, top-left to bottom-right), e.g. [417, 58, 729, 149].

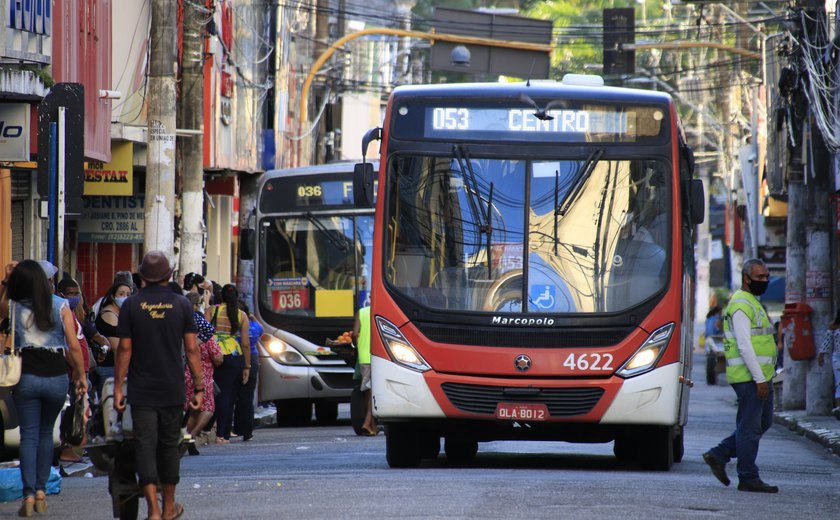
[205, 284, 250, 444]
[0, 260, 87, 517]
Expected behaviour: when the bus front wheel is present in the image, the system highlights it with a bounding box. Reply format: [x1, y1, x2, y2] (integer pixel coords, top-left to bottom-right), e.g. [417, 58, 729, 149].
[639, 426, 674, 471]
[274, 399, 312, 427]
[444, 437, 478, 462]
[314, 401, 339, 425]
[385, 423, 421, 468]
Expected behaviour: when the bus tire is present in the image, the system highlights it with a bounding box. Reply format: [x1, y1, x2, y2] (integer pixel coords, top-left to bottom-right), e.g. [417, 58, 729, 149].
[274, 399, 312, 427]
[639, 426, 674, 471]
[612, 435, 637, 464]
[385, 423, 421, 468]
[444, 437, 478, 462]
[420, 432, 440, 459]
[672, 430, 684, 463]
[314, 401, 339, 425]
[350, 387, 365, 435]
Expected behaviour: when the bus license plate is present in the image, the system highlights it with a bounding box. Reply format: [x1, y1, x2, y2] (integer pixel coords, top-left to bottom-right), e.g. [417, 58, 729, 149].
[495, 403, 549, 421]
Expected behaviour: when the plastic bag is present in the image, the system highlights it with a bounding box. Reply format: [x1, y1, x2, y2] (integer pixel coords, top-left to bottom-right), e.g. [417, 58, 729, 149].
[0, 467, 61, 503]
[60, 395, 86, 446]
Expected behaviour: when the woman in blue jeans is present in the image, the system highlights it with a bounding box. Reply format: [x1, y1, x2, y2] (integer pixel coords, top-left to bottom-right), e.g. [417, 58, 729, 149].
[0, 261, 87, 517]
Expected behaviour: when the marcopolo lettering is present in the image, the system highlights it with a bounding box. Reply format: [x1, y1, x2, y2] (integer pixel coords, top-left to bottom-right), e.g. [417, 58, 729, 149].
[491, 316, 555, 326]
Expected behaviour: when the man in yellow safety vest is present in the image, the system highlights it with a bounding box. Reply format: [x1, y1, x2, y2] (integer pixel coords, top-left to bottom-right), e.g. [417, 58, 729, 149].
[703, 258, 778, 493]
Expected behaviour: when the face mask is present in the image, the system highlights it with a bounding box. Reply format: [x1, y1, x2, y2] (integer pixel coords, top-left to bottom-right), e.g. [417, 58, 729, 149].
[746, 277, 769, 296]
[66, 296, 81, 310]
[115, 296, 128, 308]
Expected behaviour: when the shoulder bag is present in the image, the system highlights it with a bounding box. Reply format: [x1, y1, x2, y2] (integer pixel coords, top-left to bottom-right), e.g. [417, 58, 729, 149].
[0, 302, 22, 387]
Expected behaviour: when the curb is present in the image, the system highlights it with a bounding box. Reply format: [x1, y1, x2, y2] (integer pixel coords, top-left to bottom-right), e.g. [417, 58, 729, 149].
[774, 412, 840, 457]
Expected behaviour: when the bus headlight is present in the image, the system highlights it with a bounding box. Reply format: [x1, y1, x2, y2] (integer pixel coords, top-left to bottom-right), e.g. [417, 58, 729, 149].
[617, 323, 675, 378]
[375, 316, 430, 372]
[261, 334, 309, 366]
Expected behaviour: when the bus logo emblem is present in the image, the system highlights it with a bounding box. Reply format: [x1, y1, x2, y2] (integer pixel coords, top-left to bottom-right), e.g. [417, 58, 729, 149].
[514, 355, 531, 371]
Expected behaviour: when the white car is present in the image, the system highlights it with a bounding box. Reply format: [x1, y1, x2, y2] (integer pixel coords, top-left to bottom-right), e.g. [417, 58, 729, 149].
[0, 388, 63, 458]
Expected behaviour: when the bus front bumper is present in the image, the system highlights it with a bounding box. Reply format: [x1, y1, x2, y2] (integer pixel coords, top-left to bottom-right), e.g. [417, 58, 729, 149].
[258, 356, 355, 403]
[371, 356, 681, 426]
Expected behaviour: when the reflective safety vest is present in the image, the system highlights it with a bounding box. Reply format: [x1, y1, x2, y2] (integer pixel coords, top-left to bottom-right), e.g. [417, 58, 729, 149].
[357, 306, 371, 364]
[722, 290, 777, 383]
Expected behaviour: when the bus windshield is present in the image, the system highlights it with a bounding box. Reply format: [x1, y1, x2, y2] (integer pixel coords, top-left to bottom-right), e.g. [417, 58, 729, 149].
[259, 215, 374, 319]
[384, 153, 671, 314]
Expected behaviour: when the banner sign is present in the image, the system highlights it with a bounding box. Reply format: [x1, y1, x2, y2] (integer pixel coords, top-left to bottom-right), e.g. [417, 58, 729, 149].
[84, 141, 133, 195]
[78, 195, 144, 243]
[0, 104, 30, 161]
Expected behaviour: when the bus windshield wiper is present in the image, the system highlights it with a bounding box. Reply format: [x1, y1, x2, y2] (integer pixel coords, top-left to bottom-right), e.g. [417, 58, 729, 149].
[556, 148, 605, 218]
[303, 212, 351, 252]
[453, 145, 494, 273]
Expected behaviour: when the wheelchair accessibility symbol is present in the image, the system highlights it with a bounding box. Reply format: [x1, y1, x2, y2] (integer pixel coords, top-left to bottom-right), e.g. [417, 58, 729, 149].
[529, 285, 555, 310]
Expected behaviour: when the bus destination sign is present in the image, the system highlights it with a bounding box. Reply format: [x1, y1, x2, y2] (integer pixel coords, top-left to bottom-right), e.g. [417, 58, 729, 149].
[391, 103, 668, 143]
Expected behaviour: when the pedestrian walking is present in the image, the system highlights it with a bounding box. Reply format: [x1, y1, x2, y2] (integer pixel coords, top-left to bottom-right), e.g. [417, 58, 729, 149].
[113, 251, 204, 520]
[54, 278, 93, 464]
[0, 260, 87, 517]
[205, 284, 250, 443]
[233, 301, 262, 442]
[352, 305, 378, 436]
[184, 292, 222, 454]
[817, 309, 840, 419]
[703, 258, 779, 493]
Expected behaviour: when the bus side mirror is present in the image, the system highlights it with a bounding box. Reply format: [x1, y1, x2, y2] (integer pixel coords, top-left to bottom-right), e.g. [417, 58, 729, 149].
[690, 179, 705, 225]
[683, 145, 695, 177]
[240, 228, 256, 260]
[354, 162, 375, 208]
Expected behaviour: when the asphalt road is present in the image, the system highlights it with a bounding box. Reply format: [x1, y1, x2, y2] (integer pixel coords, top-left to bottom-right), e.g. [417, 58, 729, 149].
[1, 353, 838, 519]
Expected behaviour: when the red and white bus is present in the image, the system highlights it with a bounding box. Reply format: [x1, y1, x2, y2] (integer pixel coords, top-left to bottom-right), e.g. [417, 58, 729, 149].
[354, 75, 704, 470]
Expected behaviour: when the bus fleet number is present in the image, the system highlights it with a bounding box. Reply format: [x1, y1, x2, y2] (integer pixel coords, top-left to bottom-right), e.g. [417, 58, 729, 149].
[563, 353, 614, 371]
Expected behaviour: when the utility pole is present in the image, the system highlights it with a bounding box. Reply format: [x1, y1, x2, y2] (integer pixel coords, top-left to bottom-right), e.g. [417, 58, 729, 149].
[803, 2, 833, 415]
[806, 116, 834, 415]
[784, 156, 807, 410]
[145, 0, 179, 258]
[178, 0, 207, 277]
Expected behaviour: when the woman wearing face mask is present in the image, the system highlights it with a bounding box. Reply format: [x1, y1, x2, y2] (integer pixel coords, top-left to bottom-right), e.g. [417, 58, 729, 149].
[94, 282, 132, 396]
[54, 278, 94, 463]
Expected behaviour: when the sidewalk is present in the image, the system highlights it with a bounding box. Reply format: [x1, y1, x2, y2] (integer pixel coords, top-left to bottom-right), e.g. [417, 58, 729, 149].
[774, 409, 840, 457]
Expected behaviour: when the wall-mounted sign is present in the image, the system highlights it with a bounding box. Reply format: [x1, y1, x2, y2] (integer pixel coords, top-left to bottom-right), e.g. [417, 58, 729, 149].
[78, 195, 144, 243]
[8, 0, 51, 35]
[84, 141, 133, 196]
[0, 104, 30, 161]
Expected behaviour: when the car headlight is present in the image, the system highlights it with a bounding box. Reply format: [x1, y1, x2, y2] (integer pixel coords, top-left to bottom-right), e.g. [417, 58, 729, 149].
[375, 316, 430, 372]
[260, 334, 309, 366]
[616, 323, 675, 378]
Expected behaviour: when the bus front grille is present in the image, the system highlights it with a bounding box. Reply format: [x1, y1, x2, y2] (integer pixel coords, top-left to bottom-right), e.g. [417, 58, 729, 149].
[441, 383, 605, 417]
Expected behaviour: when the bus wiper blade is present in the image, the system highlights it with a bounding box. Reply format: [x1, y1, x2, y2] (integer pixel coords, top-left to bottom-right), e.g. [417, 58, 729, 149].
[303, 212, 350, 252]
[453, 145, 493, 272]
[556, 148, 605, 218]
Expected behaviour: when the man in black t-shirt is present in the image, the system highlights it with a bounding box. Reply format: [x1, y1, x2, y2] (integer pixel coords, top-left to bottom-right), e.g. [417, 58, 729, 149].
[114, 251, 203, 520]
